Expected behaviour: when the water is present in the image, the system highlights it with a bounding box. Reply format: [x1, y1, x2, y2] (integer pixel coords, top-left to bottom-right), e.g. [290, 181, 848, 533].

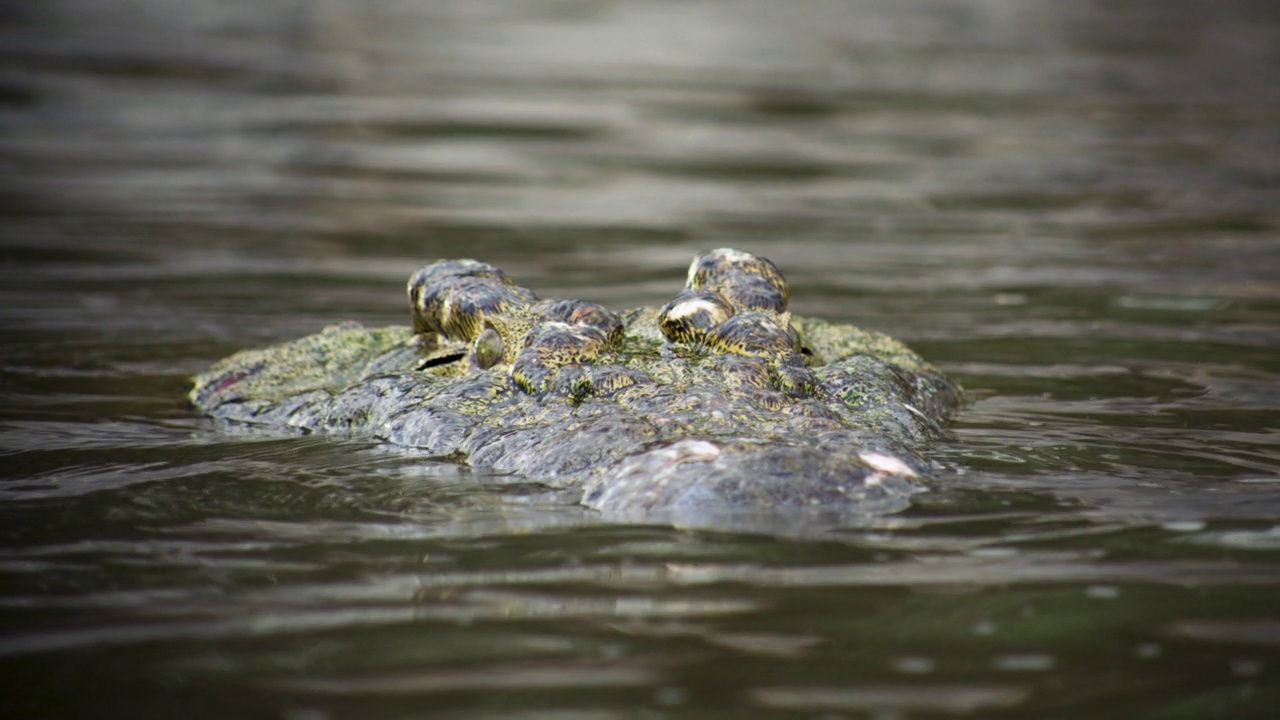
[2, 0, 1279, 717]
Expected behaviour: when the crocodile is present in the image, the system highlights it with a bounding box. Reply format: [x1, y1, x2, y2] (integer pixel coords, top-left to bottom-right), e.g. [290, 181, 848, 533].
[190, 249, 961, 523]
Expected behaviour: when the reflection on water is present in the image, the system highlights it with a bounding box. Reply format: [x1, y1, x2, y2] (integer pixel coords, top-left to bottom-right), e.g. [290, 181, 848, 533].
[2, 0, 1279, 717]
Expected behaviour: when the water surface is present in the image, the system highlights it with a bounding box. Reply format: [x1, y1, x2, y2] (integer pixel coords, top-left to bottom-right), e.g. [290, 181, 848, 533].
[2, 1, 1279, 717]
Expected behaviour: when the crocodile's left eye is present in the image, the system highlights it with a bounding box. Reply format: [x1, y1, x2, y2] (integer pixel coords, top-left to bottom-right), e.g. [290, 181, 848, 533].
[473, 327, 504, 369]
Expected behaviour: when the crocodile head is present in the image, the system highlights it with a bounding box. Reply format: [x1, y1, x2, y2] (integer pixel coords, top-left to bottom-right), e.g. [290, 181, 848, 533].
[190, 249, 961, 525]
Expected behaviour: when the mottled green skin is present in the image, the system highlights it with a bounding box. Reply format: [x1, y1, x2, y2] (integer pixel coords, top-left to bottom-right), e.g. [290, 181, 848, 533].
[191, 251, 961, 523]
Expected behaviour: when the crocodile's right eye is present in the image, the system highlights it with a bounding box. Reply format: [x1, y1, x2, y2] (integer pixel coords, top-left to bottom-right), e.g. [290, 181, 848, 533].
[473, 327, 504, 370]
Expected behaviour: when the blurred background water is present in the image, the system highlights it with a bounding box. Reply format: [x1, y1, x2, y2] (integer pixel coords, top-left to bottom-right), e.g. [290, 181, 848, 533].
[1, 0, 1278, 717]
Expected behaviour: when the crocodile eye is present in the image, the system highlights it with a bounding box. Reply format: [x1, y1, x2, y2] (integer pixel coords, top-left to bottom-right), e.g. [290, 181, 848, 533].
[472, 327, 504, 370]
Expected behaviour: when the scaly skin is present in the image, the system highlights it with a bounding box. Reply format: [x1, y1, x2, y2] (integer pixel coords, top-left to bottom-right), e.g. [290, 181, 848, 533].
[190, 249, 961, 523]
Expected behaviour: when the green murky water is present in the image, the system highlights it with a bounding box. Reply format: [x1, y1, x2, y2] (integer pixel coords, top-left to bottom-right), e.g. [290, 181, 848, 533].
[2, 1, 1278, 717]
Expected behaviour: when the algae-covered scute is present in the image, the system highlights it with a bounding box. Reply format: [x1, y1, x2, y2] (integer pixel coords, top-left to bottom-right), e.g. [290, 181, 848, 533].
[191, 249, 962, 522]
